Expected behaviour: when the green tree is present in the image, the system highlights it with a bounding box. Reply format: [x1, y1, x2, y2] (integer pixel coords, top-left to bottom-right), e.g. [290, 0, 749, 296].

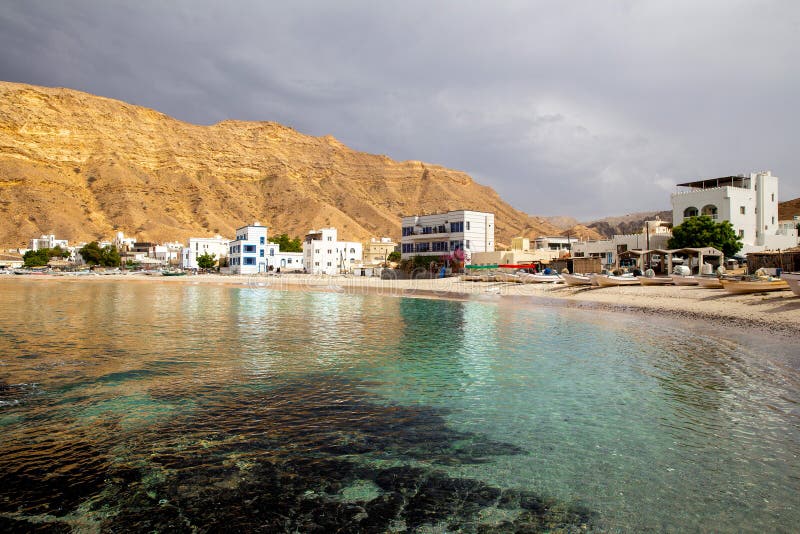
[196, 252, 216, 270]
[79, 242, 104, 265]
[667, 215, 742, 257]
[101, 245, 121, 267]
[80, 242, 121, 267]
[23, 249, 51, 267]
[269, 233, 302, 252]
[387, 251, 401, 263]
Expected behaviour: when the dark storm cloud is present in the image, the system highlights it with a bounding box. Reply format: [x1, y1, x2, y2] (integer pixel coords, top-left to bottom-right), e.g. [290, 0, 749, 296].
[1, 0, 798, 219]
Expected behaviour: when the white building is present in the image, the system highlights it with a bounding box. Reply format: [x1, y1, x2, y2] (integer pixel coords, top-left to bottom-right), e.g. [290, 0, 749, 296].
[400, 210, 495, 262]
[303, 227, 363, 275]
[228, 223, 269, 274]
[181, 236, 229, 270]
[671, 170, 797, 253]
[533, 236, 578, 254]
[29, 234, 68, 251]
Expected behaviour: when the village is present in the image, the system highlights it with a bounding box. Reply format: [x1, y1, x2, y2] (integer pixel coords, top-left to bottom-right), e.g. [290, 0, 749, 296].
[2, 170, 799, 281]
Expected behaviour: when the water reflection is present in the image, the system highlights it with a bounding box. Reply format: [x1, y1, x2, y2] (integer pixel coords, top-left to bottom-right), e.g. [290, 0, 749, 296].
[0, 279, 798, 532]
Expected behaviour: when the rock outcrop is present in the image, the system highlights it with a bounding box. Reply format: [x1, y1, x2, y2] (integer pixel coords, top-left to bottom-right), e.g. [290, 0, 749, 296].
[0, 81, 563, 246]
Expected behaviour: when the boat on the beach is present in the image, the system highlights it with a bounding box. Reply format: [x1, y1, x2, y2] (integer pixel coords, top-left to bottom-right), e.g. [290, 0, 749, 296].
[594, 274, 641, 287]
[162, 270, 187, 277]
[561, 273, 593, 286]
[781, 272, 800, 296]
[720, 278, 790, 294]
[696, 276, 725, 289]
[520, 273, 563, 284]
[637, 276, 674, 286]
[671, 275, 699, 286]
[494, 272, 521, 283]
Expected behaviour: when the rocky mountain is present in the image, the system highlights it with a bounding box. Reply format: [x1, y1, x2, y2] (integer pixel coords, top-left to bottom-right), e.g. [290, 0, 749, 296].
[779, 198, 800, 221]
[585, 211, 672, 238]
[0, 81, 564, 248]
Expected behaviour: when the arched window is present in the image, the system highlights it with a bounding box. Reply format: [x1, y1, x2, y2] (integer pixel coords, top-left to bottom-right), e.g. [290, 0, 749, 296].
[683, 206, 699, 218]
[701, 204, 718, 219]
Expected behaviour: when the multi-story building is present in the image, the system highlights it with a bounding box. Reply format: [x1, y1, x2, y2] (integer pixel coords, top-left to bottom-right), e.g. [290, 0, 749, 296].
[29, 234, 68, 251]
[181, 236, 229, 270]
[228, 223, 269, 274]
[671, 170, 797, 253]
[363, 237, 397, 266]
[400, 210, 495, 262]
[303, 227, 363, 275]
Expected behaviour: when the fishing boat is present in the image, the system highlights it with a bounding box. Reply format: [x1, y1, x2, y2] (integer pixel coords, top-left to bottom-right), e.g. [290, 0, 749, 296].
[594, 274, 641, 287]
[637, 276, 674, 286]
[671, 275, 699, 286]
[696, 276, 724, 289]
[162, 270, 187, 276]
[561, 273, 593, 286]
[494, 272, 521, 283]
[520, 273, 562, 284]
[720, 278, 790, 294]
[781, 272, 800, 296]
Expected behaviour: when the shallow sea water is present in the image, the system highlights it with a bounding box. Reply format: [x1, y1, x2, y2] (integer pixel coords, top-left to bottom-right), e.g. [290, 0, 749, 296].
[0, 279, 798, 532]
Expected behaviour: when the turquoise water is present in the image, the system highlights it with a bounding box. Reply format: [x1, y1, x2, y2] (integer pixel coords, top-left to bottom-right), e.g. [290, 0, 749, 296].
[0, 279, 798, 532]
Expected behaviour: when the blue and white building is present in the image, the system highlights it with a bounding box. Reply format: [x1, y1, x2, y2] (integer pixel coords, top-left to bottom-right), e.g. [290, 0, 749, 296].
[228, 223, 271, 274]
[228, 223, 305, 274]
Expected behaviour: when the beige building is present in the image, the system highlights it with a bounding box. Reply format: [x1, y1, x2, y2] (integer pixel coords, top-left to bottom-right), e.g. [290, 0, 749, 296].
[363, 237, 397, 266]
[471, 236, 571, 265]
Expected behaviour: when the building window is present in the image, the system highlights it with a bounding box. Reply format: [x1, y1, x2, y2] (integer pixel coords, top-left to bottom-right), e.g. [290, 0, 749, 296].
[422, 226, 433, 234]
[315, 262, 319, 266]
[683, 207, 698, 218]
[244, 257, 256, 265]
[739, 229, 744, 238]
[437, 225, 446, 233]
[327, 262, 331, 266]
[270, 249, 275, 256]
[450, 221, 464, 233]
[327, 249, 332, 254]
[350, 248, 355, 253]
[701, 204, 718, 220]
[260, 237, 265, 245]
[772, 217, 775, 225]
[432, 241, 448, 252]
[450, 240, 463, 250]
[315, 249, 320, 254]
[466, 221, 470, 231]
[402, 226, 414, 236]
[466, 240, 470, 249]
[772, 193, 775, 202]
[260, 250, 264, 257]
[402, 243, 414, 253]
[327, 236, 332, 241]
[244, 244, 256, 253]
[415, 242, 430, 253]
[740, 206, 746, 215]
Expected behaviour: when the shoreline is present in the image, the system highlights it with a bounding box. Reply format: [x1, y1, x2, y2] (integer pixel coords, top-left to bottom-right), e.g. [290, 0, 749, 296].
[3, 273, 799, 338]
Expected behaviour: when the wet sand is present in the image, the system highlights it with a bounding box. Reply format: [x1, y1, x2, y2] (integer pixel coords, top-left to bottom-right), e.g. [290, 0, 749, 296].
[4, 273, 799, 336]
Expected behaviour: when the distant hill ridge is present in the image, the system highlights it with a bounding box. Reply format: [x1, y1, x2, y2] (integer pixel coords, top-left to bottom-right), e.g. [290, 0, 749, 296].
[0, 81, 565, 247]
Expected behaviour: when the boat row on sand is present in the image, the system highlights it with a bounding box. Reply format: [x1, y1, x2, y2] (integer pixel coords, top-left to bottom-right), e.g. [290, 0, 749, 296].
[560, 271, 800, 296]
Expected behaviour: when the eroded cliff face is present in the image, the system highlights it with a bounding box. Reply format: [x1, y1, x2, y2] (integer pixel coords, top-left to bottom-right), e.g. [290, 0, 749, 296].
[0, 81, 561, 246]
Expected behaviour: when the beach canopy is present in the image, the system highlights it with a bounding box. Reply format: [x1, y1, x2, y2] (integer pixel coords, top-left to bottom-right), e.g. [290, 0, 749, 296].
[465, 264, 498, 269]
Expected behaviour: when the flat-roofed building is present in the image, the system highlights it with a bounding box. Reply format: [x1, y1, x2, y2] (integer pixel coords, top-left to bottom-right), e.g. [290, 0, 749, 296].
[400, 210, 494, 263]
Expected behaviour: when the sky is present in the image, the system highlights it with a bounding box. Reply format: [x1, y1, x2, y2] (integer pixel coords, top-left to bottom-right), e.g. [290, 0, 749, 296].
[1, 1, 798, 220]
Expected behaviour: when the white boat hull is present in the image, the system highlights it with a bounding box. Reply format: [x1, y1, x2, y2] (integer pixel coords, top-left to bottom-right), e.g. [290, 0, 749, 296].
[637, 276, 674, 286]
[521, 273, 562, 284]
[777, 272, 800, 296]
[671, 275, 699, 286]
[595, 275, 640, 287]
[561, 273, 592, 286]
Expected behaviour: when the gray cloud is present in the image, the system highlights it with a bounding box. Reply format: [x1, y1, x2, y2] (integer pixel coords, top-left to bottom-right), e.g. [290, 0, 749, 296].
[1, 0, 798, 219]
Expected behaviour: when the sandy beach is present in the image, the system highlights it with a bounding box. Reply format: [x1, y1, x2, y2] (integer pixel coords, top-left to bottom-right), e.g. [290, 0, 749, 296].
[5, 272, 799, 337]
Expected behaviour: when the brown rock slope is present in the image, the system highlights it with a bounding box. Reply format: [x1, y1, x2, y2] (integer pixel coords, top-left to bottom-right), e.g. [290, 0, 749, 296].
[778, 198, 800, 221]
[0, 81, 562, 247]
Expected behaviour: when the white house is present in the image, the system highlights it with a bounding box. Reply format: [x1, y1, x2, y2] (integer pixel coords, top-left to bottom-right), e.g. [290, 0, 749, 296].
[400, 210, 495, 262]
[228, 223, 269, 274]
[671, 170, 797, 253]
[303, 227, 363, 275]
[181, 236, 229, 270]
[29, 234, 68, 251]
